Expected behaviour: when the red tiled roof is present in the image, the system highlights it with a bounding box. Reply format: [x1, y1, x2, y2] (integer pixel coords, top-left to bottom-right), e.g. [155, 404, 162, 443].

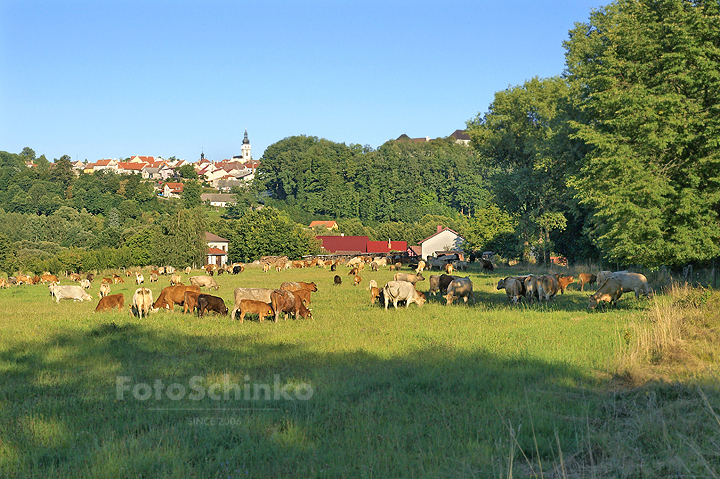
[205, 232, 229, 242]
[366, 240, 408, 253]
[316, 236, 368, 253]
[207, 247, 227, 255]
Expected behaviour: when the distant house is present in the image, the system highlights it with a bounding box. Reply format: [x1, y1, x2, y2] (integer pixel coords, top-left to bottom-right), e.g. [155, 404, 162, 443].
[163, 182, 184, 198]
[117, 161, 147, 175]
[418, 226, 466, 260]
[395, 134, 431, 143]
[450, 129, 471, 146]
[206, 232, 229, 266]
[201, 193, 236, 207]
[309, 221, 338, 231]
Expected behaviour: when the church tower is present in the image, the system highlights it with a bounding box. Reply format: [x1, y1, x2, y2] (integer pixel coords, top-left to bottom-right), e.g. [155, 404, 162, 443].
[241, 129, 251, 161]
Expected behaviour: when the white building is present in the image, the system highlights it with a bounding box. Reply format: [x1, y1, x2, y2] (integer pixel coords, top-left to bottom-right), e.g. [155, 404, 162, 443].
[418, 226, 466, 261]
[206, 232, 229, 266]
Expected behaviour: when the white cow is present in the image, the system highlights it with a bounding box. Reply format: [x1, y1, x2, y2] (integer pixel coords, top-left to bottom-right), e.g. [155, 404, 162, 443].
[52, 285, 92, 303]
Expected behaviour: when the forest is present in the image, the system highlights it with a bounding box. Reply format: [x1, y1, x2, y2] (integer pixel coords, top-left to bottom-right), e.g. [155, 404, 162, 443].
[1, 0, 719, 274]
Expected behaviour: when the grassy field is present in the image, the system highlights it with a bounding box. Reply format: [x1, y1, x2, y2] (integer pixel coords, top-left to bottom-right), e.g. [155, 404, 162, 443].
[1, 263, 719, 477]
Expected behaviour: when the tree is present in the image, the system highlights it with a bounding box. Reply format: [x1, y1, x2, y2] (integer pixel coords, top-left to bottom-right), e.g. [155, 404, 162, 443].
[565, 0, 720, 267]
[181, 180, 202, 209]
[154, 208, 207, 267]
[177, 164, 198, 180]
[0, 233, 16, 274]
[467, 76, 586, 265]
[49, 155, 75, 196]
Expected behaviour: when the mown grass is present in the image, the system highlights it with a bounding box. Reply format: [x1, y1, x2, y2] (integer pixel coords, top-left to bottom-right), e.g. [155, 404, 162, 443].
[0, 263, 718, 477]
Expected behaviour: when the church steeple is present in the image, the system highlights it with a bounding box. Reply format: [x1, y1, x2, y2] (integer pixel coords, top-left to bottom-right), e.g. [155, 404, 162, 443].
[241, 129, 251, 160]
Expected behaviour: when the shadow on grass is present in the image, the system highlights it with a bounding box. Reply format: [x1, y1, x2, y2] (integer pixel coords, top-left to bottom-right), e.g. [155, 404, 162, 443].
[0, 319, 716, 478]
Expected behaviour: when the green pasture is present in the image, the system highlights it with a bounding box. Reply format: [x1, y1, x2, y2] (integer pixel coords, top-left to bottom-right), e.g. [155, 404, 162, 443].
[1, 264, 718, 477]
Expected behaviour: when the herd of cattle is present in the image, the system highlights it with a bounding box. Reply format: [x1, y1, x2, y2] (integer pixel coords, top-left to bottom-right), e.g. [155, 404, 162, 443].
[2, 254, 656, 322]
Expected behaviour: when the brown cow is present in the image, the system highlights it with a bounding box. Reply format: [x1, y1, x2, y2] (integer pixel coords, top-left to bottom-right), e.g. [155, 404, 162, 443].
[238, 299, 274, 323]
[152, 285, 201, 311]
[588, 278, 623, 310]
[183, 290, 201, 314]
[354, 275, 362, 286]
[334, 275, 342, 286]
[270, 289, 312, 322]
[370, 286, 381, 305]
[280, 281, 318, 293]
[95, 293, 124, 313]
[557, 275, 575, 294]
[197, 294, 228, 317]
[40, 274, 59, 284]
[578, 273, 596, 292]
[112, 274, 124, 284]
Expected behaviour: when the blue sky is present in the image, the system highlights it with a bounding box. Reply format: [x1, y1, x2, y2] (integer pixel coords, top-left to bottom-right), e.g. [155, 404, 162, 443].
[1, 0, 604, 163]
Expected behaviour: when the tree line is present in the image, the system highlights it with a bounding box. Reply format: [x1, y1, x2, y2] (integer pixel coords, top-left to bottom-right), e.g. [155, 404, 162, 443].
[254, 0, 720, 269]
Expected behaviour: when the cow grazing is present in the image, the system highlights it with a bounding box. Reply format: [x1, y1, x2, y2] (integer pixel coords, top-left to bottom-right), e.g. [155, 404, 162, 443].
[125, 270, 133, 277]
[415, 260, 426, 273]
[99, 283, 111, 298]
[348, 267, 359, 276]
[52, 285, 92, 303]
[524, 275, 540, 302]
[368, 279, 378, 291]
[238, 299, 274, 323]
[197, 294, 228, 317]
[578, 273, 596, 292]
[370, 286, 381, 305]
[233, 265, 245, 274]
[383, 281, 426, 309]
[609, 271, 653, 299]
[330, 263, 337, 272]
[69, 273, 82, 282]
[394, 262, 402, 271]
[165, 266, 176, 275]
[353, 275, 362, 286]
[183, 290, 201, 314]
[149, 273, 158, 283]
[101, 277, 112, 285]
[190, 275, 220, 290]
[0, 278, 6, 289]
[557, 275, 574, 294]
[86, 273, 94, 282]
[152, 285, 201, 311]
[481, 259, 494, 271]
[588, 278, 623, 310]
[452, 261, 469, 272]
[112, 274, 124, 284]
[95, 293, 124, 313]
[132, 288, 154, 319]
[393, 273, 425, 285]
[444, 263, 454, 275]
[370, 261, 379, 272]
[270, 289, 312, 322]
[170, 274, 182, 286]
[40, 274, 59, 284]
[537, 275, 560, 302]
[280, 281, 318, 293]
[445, 278, 475, 305]
[185, 266, 192, 275]
[230, 288, 275, 321]
[334, 275, 342, 286]
[497, 277, 525, 304]
[80, 279, 91, 290]
[135, 272, 145, 285]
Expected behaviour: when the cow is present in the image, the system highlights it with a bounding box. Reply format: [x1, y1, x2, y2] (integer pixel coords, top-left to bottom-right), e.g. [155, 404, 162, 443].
[99, 283, 111, 298]
[16, 274, 32, 285]
[452, 261, 469, 272]
[165, 266, 176, 275]
[40, 274, 59, 284]
[433, 274, 461, 295]
[537, 275, 560, 302]
[197, 294, 228, 317]
[353, 275, 362, 286]
[596, 271, 613, 288]
[183, 290, 201, 314]
[393, 273, 425, 285]
[330, 263, 337, 272]
[444, 263, 454, 275]
[135, 272, 145, 285]
[270, 289, 312, 322]
[370, 286, 381, 305]
[578, 273, 597, 292]
[86, 273, 94, 282]
[445, 278, 475, 305]
[557, 275, 574, 294]
[149, 273, 159, 283]
[334, 275, 342, 286]
[233, 265, 245, 274]
[112, 274, 124, 284]
[185, 266, 192, 275]
[609, 271, 653, 299]
[69, 273, 82, 282]
[52, 285, 92, 303]
[480, 259, 494, 271]
[132, 288, 154, 319]
[101, 277, 112, 285]
[394, 262, 403, 271]
[152, 285, 201, 312]
[80, 279, 92, 290]
[170, 274, 182, 286]
[368, 279, 378, 291]
[238, 299, 274, 323]
[496, 277, 525, 304]
[588, 278, 623, 310]
[190, 275, 219, 290]
[348, 267, 359, 276]
[524, 275, 540, 302]
[383, 281, 426, 309]
[95, 293, 124, 313]
[230, 288, 275, 321]
[280, 281, 318, 293]
[125, 270, 133, 277]
[415, 260, 426, 273]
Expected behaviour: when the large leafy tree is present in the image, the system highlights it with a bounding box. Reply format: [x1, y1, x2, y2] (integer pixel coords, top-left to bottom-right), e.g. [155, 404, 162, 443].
[565, 0, 720, 267]
[467, 76, 586, 264]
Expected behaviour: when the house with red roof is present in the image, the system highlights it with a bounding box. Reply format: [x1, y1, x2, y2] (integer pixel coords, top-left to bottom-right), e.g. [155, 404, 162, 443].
[163, 182, 184, 198]
[206, 232, 229, 266]
[309, 221, 338, 231]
